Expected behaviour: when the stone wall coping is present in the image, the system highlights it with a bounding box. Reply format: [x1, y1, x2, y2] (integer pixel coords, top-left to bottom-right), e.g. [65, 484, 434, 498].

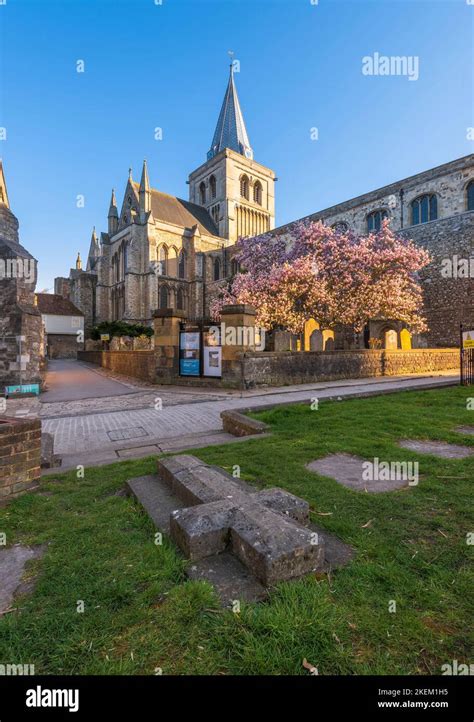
[221, 304, 256, 316]
[0, 417, 41, 434]
[244, 348, 458, 359]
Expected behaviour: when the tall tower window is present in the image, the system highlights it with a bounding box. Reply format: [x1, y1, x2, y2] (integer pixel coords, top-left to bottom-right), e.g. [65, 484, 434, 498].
[199, 182, 206, 205]
[467, 180, 474, 211]
[240, 175, 249, 200]
[411, 194, 437, 225]
[253, 181, 262, 205]
[213, 257, 221, 281]
[159, 245, 168, 276]
[209, 175, 217, 199]
[178, 250, 186, 279]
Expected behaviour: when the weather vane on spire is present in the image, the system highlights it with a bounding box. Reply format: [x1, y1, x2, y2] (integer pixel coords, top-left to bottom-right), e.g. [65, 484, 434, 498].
[228, 50, 234, 71]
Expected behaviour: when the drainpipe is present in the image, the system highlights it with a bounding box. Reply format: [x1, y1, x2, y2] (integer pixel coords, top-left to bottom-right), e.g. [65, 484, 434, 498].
[399, 188, 404, 229]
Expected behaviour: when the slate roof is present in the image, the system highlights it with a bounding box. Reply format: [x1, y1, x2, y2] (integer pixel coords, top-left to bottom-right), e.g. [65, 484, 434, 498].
[208, 65, 253, 160]
[36, 293, 84, 316]
[132, 183, 219, 236]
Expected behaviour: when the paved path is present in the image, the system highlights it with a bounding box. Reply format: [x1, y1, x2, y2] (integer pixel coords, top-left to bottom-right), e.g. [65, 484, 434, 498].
[41, 360, 140, 402]
[42, 373, 458, 472]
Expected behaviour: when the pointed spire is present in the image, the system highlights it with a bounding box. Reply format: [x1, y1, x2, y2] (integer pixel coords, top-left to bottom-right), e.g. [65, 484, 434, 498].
[0, 159, 10, 208]
[140, 159, 150, 193]
[139, 159, 151, 219]
[108, 188, 118, 235]
[207, 60, 253, 161]
[76, 252, 82, 271]
[108, 189, 118, 217]
[128, 167, 133, 180]
[86, 227, 101, 272]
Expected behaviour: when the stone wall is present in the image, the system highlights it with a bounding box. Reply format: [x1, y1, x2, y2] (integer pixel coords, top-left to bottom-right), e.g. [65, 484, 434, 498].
[399, 212, 474, 347]
[238, 349, 459, 388]
[46, 334, 80, 359]
[78, 350, 155, 383]
[0, 417, 41, 500]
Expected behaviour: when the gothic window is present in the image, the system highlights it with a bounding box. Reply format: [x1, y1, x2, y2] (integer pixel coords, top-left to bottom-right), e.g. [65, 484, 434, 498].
[211, 204, 219, 224]
[159, 285, 169, 309]
[159, 245, 168, 276]
[467, 180, 474, 211]
[367, 209, 388, 232]
[213, 257, 221, 281]
[411, 194, 437, 225]
[127, 195, 132, 206]
[178, 250, 186, 279]
[331, 221, 348, 233]
[240, 175, 249, 200]
[123, 243, 128, 271]
[209, 175, 217, 199]
[253, 181, 262, 205]
[199, 182, 206, 205]
[168, 247, 177, 277]
[177, 288, 185, 310]
[231, 258, 239, 276]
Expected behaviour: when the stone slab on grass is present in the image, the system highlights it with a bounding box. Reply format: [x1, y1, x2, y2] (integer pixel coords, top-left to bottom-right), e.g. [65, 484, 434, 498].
[399, 440, 473, 459]
[126, 455, 353, 603]
[306, 453, 409, 492]
[0, 544, 46, 613]
[455, 426, 474, 437]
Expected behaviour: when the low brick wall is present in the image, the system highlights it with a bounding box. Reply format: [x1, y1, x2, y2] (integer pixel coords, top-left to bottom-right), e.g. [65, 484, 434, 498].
[0, 417, 41, 500]
[78, 350, 155, 383]
[239, 348, 459, 388]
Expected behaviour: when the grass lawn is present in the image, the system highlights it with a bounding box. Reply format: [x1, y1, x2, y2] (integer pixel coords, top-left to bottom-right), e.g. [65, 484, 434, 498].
[0, 386, 472, 675]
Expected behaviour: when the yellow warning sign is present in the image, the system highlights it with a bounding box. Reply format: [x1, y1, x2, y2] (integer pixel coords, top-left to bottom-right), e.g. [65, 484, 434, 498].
[462, 331, 474, 349]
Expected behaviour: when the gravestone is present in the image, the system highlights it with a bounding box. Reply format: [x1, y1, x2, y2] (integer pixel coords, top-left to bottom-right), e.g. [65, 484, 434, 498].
[399, 440, 473, 459]
[159, 455, 324, 586]
[127, 455, 353, 602]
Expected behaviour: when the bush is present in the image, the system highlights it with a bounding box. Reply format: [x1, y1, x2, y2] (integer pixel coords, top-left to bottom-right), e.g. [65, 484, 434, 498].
[90, 321, 153, 341]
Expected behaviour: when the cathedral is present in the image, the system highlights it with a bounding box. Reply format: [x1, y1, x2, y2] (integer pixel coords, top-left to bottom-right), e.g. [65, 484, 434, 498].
[55, 64, 474, 348]
[55, 64, 276, 334]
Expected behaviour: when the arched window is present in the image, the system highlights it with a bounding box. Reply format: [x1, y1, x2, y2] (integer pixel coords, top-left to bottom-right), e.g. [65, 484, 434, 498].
[331, 221, 348, 233]
[231, 258, 239, 276]
[159, 285, 168, 309]
[167, 247, 177, 277]
[159, 245, 168, 276]
[467, 180, 474, 211]
[253, 181, 262, 205]
[177, 288, 185, 310]
[240, 175, 249, 200]
[209, 175, 216, 199]
[367, 209, 388, 233]
[178, 250, 186, 279]
[199, 181, 206, 205]
[411, 194, 437, 225]
[213, 257, 221, 281]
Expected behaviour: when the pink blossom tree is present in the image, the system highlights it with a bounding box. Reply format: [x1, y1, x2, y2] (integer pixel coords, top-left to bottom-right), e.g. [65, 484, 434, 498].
[211, 219, 430, 335]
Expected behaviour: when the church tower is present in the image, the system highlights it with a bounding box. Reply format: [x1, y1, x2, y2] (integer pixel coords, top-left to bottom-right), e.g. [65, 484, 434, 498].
[188, 62, 276, 243]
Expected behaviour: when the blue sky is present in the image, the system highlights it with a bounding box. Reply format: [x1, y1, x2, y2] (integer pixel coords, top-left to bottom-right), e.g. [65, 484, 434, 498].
[0, 0, 472, 291]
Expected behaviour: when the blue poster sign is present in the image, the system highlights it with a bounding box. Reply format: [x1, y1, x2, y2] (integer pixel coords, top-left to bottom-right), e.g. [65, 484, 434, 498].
[179, 331, 201, 377]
